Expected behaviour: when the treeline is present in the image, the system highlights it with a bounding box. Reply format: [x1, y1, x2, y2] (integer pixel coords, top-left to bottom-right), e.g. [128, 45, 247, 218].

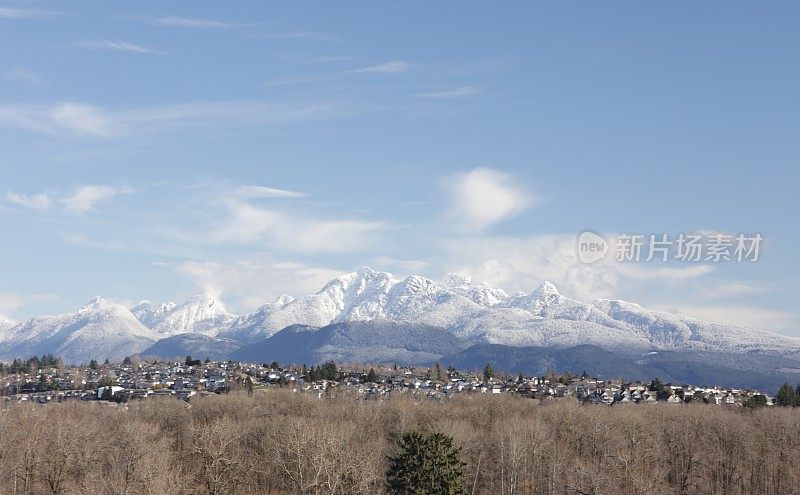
[776, 382, 800, 407]
[1, 391, 800, 494]
[0, 354, 61, 374]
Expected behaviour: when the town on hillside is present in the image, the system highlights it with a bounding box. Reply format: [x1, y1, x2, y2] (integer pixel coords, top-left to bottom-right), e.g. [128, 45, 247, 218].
[0, 354, 788, 408]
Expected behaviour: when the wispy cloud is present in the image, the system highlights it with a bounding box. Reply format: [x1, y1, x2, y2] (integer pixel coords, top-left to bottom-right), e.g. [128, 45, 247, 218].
[4, 185, 133, 214]
[617, 264, 715, 281]
[350, 60, 411, 74]
[265, 60, 412, 88]
[0, 99, 339, 138]
[4, 67, 42, 85]
[61, 185, 134, 214]
[235, 185, 308, 199]
[0, 7, 63, 19]
[208, 199, 386, 253]
[148, 16, 243, 29]
[415, 86, 482, 98]
[263, 74, 336, 88]
[651, 303, 798, 332]
[4, 192, 51, 210]
[175, 258, 343, 312]
[51, 102, 118, 137]
[307, 55, 353, 64]
[0, 292, 59, 316]
[261, 31, 341, 41]
[75, 39, 167, 55]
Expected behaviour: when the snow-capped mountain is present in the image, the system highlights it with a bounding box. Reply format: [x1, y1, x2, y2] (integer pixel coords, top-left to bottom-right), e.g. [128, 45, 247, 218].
[219, 267, 800, 360]
[0, 297, 158, 364]
[131, 294, 235, 337]
[0, 314, 15, 333]
[2, 266, 799, 366]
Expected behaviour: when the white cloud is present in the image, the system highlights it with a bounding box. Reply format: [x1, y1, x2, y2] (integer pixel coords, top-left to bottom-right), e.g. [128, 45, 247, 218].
[210, 199, 386, 253]
[75, 39, 167, 55]
[370, 256, 430, 273]
[443, 167, 536, 231]
[4, 67, 42, 85]
[264, 60, 411, 87]
[0, 292, 59, 316]
[0, 7, 62, 19]
[235, 185, 308, 199]
[698, 282, 768, 299]
[415, 86, 482, 98]
[149, 16, 241, 29]
[0, 99, 339, 138]
[441, 234, 620, 301]
[351, 61, 411, 74]
[439, 232, 718, 303]
[61, 185, 133, 214]
[651, 304, 798, 333]
[617, 264, 714, 281]
[175, 258, 343, 312]
[0, 102, 116, 137]
[50, 102, 117, 137]
[4, 192, 51, 210]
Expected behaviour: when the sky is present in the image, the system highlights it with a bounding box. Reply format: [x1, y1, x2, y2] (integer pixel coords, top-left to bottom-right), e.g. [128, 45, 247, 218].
[1, 2, 798, 335]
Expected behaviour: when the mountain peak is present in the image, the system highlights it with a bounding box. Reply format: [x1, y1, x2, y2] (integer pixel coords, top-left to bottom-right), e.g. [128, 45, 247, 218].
[187, 293, 223, 307]
[273, 294, 294, 305]
[0, 314, 16, 331]
[532, 281, 560, 298]
[443, 272, 472, 289]
[79, 296, 113, 312]
[357, 265, 376, 276]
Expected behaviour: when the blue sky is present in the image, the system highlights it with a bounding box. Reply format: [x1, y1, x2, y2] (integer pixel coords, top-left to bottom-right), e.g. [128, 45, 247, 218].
[1, 2, 798, 335]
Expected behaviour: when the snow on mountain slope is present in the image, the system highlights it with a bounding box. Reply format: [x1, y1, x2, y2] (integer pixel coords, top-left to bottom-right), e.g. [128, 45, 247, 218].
[216, 266, 800, 361]
[4, 267, 799, 365]
[0, 314, 15, 333]
[0, 297, 158, 364]
[131, 294, 235, 337]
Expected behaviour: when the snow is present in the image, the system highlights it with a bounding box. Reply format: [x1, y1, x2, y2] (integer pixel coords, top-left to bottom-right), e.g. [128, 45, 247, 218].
[4, 266, 800, 365]
[0, 299, 158, 364]
[0, 314, 16, 334]
[131, 294, 234, 337]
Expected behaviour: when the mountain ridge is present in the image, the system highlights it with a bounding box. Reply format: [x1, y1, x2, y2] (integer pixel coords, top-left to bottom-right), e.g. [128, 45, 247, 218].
[1, 267, 799, 367]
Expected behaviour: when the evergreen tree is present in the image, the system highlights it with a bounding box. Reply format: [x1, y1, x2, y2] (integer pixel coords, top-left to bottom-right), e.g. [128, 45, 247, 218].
[483, 362, 494, 382]
[122, 356, 132, 365]
[776, 382, 799, 407]
[185, 355, 193, 365]
[386, 431, 466, 495]
[366, 368, 378, 383]
[434, 363, 444, 382]
[89, 359, 98, 370]
[319, 361, 339, 381]
[744, 394, 768, 409]
[649, 377, 665, 393]
[37, 373, 49, 391]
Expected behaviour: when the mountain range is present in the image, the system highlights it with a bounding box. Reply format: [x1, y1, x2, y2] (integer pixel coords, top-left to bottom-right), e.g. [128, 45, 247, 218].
[2, 267, 799, 389]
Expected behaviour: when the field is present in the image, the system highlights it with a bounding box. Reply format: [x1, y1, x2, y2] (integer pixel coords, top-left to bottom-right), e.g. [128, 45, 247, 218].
[1, 390, 799, 495]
